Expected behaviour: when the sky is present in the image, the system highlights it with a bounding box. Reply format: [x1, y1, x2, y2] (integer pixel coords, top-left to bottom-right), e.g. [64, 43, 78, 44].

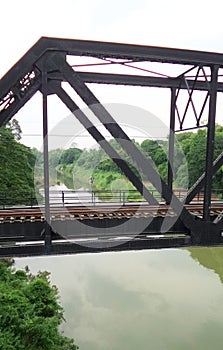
[1, 0, 223, 150]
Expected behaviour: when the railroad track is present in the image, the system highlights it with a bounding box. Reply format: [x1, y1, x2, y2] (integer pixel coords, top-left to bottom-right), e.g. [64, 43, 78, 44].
[0, 203, 223, 223]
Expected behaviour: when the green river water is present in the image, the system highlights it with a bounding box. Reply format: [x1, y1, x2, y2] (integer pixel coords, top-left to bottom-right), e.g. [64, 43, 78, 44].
[16, 247, 223, 350]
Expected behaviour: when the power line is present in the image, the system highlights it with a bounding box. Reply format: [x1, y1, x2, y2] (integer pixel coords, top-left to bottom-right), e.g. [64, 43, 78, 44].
[20, 134, 168, 139]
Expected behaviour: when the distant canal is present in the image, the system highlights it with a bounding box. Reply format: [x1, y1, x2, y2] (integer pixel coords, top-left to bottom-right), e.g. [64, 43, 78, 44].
[16, 247, 223, 350]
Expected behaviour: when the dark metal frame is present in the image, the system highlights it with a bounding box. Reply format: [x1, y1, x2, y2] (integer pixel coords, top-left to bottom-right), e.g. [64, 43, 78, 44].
[1, 37, 223, 255]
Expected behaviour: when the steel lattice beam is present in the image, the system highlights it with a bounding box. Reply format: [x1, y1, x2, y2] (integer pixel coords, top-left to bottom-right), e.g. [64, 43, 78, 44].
[2, 36, 223, 105]
[2, 37, 223, 91]
[51, 54, 197, 228]
[1, 37, 223, 249]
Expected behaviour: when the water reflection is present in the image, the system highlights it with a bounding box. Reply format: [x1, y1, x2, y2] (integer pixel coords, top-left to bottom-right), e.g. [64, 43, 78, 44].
[188, 247, 223, 284]
[15, 248, 223, 350]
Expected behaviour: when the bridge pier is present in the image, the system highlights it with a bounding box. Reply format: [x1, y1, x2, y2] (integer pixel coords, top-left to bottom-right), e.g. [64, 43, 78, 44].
[189, 221, 222, 245]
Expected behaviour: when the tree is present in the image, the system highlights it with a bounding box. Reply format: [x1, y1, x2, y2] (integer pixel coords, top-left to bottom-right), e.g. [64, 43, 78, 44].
[140, 139, 168, 181]
[140, 139, 162, 161]
[49, 128, 223, 194]
[184, 126, 223, 189]
[7, 119, 22, 141]
[0, 123, 36, 205]
[0, 260, 79, 350]
[59, 148, 83, 165]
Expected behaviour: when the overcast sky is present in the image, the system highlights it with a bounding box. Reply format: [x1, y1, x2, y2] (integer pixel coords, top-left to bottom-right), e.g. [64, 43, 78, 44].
[1, 0, 223, 149]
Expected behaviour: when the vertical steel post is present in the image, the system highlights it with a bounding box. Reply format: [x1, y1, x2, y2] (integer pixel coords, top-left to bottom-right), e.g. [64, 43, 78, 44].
[42, 65, 51, 253]
[168, 87, 176, 191]
[62, 191, 65, 206]
[203, 65, 219, 221]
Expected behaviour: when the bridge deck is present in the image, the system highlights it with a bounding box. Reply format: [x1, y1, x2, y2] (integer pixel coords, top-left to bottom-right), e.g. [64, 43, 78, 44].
[1, 38, 223, 256]
[0, 203, 223, 258]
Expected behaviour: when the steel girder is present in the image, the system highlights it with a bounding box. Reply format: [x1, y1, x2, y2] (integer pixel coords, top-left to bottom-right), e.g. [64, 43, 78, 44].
[0, 236, 192, 258]
[1, 37, 223, 249]
[49, 53, 223, 243]
[3, 70, 221, 130]
[48, 71, 223, 91]
[2, 37, 223, 124]
[2, 37, 223, 129]
[3, 36, 223, 95]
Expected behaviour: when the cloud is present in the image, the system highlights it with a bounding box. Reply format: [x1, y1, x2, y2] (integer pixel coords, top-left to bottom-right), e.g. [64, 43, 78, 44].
[15, 249, 223, 350]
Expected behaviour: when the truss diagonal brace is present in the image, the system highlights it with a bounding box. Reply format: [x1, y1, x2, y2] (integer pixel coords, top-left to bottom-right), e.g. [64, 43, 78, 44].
[50, 82, 158, 205]
[186, 150, 223, 203]
[51, 53, 197, 226]
[0, 78, 41, 128]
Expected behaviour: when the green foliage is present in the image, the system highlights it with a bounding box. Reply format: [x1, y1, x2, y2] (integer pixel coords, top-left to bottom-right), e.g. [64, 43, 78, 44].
[7, 119, 22, 141]
[186, 129, 207, 187]
[0, 121, 36, 206]
[188, 247, 223, 284]
[177, 126, 223, 190]
[4, 119, 223, 205]
[140, 139, 168, 174]
[0, 260, 78, 350]
[141, 139, 164, 161]
[35, 147, 83, 190]
[59, 148, 82, 165]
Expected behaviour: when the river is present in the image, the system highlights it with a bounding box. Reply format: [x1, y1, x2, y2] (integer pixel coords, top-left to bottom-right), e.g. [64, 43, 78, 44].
[15, 247, 223, 350]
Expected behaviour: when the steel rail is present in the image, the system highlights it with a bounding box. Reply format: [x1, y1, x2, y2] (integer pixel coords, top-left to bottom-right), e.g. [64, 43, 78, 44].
[0, 203, 222, 222]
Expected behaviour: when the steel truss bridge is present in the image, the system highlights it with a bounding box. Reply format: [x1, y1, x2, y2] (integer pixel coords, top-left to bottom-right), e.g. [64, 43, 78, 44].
[1, 37, 223, 257]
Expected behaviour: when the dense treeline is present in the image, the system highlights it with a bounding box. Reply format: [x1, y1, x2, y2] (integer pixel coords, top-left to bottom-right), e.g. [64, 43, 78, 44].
[55, 125, 223, 194]
[2, 120, 223, 200]
[0, 121, 36, 205]
[0, 259, 78, 349]
[0, 120, 35, 194]
[34, 147, 83, 190]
